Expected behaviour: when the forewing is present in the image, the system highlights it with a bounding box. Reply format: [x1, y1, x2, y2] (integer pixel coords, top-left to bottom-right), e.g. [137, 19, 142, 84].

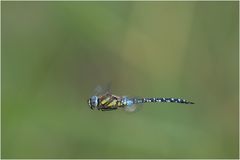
[92, 82, 112, 96]
[123, 104, 138, 112]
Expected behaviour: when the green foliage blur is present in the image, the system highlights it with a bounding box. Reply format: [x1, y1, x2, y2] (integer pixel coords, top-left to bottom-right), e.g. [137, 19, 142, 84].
[2, 1, 239, 159]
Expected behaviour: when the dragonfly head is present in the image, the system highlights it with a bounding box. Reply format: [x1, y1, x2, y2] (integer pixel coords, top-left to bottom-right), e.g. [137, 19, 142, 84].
[88, 96, 99, 110]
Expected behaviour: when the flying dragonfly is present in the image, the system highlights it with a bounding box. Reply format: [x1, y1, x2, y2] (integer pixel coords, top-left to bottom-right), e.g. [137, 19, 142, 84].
[87, 86, 194, 112]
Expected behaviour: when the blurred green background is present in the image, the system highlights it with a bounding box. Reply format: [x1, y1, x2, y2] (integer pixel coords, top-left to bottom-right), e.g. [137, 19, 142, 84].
[2, 1, 239, 159]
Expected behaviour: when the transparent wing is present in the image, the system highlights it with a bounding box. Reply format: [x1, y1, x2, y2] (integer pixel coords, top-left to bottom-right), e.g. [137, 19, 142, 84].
[93, 85, 105, 95]
[92, 82, 112, 96]
[123, 104, 138, 112]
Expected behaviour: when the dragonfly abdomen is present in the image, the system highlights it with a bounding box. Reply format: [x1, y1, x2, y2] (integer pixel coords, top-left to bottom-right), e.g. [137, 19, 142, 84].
[134, 97, 194, 104]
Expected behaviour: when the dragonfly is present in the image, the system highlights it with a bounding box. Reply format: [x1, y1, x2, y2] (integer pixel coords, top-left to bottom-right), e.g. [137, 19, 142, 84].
[87, 85, 194, 112]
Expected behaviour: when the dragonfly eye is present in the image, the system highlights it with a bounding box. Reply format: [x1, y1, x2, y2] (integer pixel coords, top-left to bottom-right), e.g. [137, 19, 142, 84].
[88, 96, 99, 109]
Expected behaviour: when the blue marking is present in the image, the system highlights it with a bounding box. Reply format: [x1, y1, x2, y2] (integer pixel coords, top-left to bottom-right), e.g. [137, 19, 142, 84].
[122, 97, 134, 106]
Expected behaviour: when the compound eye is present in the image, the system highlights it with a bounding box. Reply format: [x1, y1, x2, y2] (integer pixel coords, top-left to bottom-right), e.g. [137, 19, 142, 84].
[90, 96, 99, 107]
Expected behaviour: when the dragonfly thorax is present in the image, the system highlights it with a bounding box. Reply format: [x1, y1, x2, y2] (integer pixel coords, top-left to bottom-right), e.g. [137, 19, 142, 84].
[88, 96, 99, 110]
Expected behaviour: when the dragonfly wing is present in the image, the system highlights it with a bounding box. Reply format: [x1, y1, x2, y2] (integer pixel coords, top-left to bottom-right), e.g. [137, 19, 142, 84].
[93, 82, 112, 96]
[93, 85, 104, 95]
[123, 104, 138, 112]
